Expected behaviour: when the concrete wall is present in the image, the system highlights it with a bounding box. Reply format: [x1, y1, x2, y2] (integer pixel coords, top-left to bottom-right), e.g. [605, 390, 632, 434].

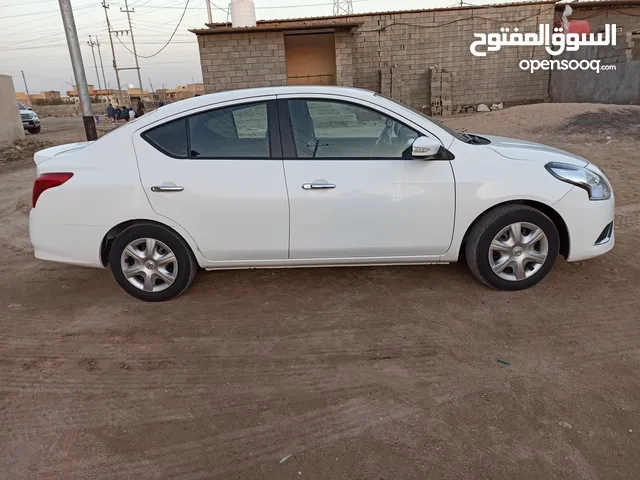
[0, 75, 24, 146]
[197, 2, 556, 109]
[550, 33, 640, 105]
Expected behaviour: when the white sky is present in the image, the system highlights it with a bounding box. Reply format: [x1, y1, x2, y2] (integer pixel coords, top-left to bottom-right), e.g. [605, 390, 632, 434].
[0, 0, 513, 94]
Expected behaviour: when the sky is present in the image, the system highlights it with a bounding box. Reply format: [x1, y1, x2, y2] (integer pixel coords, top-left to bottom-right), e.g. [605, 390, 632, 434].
[0, 0, 513, 94]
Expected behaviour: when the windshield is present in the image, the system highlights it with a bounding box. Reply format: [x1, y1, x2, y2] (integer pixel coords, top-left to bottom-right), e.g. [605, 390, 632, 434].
[375, 94, 469, 142]
[17, 102, 26, 110]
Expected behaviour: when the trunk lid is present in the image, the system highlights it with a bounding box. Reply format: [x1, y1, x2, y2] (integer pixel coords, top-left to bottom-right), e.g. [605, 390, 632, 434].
[33, 141, 93, 166]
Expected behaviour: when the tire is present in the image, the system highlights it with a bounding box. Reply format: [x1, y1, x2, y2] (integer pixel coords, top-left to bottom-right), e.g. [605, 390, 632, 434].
[465, 204, 560, 290]
[109, 223, 198, 301]
[28, 126, 41, 134]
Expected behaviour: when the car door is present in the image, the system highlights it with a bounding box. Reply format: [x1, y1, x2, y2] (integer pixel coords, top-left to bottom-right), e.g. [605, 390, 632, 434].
[278, 95, 455, 259]
[133, 97, 290, 262]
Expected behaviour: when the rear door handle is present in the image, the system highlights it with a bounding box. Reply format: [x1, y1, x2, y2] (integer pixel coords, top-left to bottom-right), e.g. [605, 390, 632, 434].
[151, 185, 184, 192]
[302, 183, 336, 190]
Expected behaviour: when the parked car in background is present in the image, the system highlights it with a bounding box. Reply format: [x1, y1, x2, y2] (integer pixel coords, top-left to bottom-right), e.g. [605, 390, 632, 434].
[29, 86, 615, 301]
[18, 102, 41, 134]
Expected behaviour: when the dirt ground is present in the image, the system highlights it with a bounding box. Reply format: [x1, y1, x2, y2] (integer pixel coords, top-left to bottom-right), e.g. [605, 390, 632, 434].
[1, 104, 639, 479]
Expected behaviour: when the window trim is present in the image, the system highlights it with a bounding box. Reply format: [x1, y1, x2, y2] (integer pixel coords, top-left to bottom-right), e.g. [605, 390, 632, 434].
[278, 97, 423, 161]
[141, 99, 281, 160]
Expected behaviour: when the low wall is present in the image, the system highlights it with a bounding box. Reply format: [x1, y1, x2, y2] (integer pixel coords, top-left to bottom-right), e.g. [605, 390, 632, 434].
[550, 33, 640, 105]
[0, 75, 25, 145]
[36, 104, 80, 117]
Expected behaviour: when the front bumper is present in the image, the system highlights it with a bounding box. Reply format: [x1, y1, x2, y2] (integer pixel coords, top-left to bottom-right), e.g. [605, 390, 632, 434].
[22, 118, 40, 129]
[553, 186, 615, 261]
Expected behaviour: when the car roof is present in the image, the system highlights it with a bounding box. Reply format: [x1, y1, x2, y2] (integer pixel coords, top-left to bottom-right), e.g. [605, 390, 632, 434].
[146, 86, 375, 124]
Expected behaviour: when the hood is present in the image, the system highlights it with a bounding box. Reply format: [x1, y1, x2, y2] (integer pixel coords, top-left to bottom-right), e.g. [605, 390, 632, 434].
[482, 135, 589, 167]
[34, 141, 93, 165]
[20, 108, 39, 118]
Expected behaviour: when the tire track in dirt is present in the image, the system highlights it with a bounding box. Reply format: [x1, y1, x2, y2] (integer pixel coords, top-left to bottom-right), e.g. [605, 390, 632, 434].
[615, 204, 640, 230]
[40, 398, 416, 478]
[0, 383, 380, 436]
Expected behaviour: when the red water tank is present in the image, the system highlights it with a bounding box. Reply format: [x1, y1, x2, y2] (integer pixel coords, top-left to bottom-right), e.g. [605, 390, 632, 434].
[566, 19, 591, 35]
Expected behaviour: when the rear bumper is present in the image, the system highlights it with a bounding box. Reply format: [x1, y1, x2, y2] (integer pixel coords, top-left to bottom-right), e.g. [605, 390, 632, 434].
[554, 187, 615, 261]
[29, 208, 105, 268]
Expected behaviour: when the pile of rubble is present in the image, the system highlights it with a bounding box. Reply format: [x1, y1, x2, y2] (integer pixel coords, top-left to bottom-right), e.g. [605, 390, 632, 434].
[0, 139, 53, 166]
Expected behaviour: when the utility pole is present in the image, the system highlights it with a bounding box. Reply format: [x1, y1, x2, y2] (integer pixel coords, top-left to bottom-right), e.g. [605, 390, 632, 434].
[102, 0, 124, 105]
[149, 78, 156, 105]
[121, 0, 144, 104]
[162, 83, 166, 103]
[59, 0, 97, 141]
[21, 71, 32, 107]
[205, 0, 212, 24]
[87, 35, 103, 91]
[95, 37, 108, 100]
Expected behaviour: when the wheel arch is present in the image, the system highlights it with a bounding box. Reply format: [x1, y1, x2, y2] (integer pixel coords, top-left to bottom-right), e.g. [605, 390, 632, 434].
[100, 219, 200, 267]
[458, 200, 570, 260]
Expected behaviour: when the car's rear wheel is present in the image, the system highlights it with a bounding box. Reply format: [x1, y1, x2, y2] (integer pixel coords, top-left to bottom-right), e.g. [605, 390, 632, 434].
[465, 205, 560, 290]
[109, 224, 197, 301]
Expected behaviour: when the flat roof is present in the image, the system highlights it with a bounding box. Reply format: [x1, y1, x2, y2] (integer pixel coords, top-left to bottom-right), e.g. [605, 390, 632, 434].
[190, 20, 363, 36]
[555, 0, 640, 6]
[202, 1, 554, 28]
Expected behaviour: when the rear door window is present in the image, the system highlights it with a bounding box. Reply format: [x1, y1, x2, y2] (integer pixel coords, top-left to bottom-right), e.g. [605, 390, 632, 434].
[188, 102, 270, 158]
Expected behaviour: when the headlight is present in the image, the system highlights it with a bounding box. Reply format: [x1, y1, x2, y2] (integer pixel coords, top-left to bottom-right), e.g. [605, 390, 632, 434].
[545, 162, 611, 201]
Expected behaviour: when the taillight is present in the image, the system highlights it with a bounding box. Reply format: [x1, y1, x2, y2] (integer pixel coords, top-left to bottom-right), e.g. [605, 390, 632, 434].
[32, 172, 74, 208]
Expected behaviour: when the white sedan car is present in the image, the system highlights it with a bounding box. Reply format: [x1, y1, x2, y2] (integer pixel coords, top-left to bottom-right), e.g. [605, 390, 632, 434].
[29, 86, 614, 301]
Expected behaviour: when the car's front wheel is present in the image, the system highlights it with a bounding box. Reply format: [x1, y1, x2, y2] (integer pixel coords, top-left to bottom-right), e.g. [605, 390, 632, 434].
[109, 224, 197, 301]
[28, 126, 41, 134]
[465, 205, 560, 290]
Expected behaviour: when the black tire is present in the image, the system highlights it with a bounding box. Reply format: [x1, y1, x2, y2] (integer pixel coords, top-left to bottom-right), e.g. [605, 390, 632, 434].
[109, 223, 198, 302]
[28, 126, 41, 134]
[465, 204, 560, 290]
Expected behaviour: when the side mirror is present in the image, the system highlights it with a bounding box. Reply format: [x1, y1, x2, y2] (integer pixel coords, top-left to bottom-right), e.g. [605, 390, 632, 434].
[27, 107, 33, 111]
[411, 137, 442, 159]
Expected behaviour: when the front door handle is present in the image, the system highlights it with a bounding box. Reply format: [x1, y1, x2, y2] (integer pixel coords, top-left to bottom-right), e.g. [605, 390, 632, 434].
[151, 185, 184, 192]
[302, 183, 336, 190]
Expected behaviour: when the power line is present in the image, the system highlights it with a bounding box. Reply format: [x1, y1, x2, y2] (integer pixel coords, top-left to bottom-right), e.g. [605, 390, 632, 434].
[116, 0, 191, 59]
[0, 4, 94, 20]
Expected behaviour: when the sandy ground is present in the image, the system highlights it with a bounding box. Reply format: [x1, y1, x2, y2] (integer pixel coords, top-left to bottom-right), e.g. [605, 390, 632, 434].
[1, 104, 639, 479]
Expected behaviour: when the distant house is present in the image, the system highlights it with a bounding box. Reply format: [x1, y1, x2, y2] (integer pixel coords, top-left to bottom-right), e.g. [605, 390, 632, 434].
[156, 83, 205, 102]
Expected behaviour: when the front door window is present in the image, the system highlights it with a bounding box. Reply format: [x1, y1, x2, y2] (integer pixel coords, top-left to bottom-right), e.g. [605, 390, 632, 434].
[287, 99, 419, 159]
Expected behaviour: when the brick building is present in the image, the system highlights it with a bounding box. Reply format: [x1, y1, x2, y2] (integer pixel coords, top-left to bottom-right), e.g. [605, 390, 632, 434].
[192, 0, 639, 111]
[192, 1, 559, 111]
